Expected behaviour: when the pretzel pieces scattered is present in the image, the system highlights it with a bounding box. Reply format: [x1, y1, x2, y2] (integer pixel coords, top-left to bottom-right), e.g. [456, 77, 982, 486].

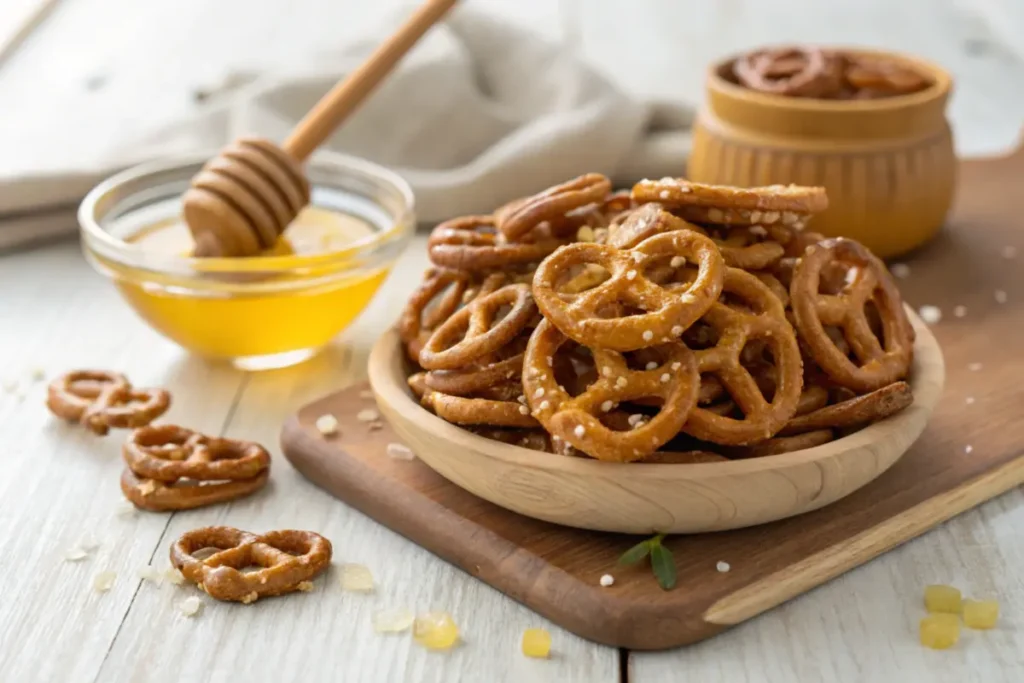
[170, 526, 331, 602]
[46, 370, 170, 435]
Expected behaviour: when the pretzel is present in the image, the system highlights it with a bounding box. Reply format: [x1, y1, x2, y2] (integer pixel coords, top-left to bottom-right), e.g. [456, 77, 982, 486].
[682, 268, 803, 445]
[407, 372, 429, 398]
[796, 384, 830, 416]
[123, 424, 270, 482]
[607, 203, 697, 249]
[497, 174, 612, 241]
[423, 390, 538, 428]
[727, 429, 835, 458]
[120, 467, 268, 512]
[844, 56, 929, 96]
[781, 381, 912, 435]
[46, 370, 170, 436]
[522, 319, 700, 461]
[425, 353, 524, 396]
[532, 230, 725, 351]
[706, 226, 786, 270]
[399, 269, 472, 362]
[790, 238, 913, 392]
[734, 46, 844, 97]
[419, 284, 537, 370]
[170, 526, 332, 602]
[428, 216, 561, 271]
[632, 178, 828, 217]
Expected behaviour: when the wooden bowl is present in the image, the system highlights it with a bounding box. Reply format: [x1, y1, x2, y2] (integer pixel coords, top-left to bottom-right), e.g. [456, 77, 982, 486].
[688, 48, 956, 259]
[368, 312, 944, 534]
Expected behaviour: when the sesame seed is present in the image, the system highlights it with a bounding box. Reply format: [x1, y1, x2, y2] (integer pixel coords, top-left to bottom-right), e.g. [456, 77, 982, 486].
[599, 574, 615, 587]
[645, 361, 658, 370]
[642, 331, 654, 341]
[534, 387, 545, 399]
[671, 326, 683, 336]
[574, 425, 586, 438]
[995, 290, 1008, 304]
[890, 263, 911, 279]
[1002, 245, 1017, 259]
[615, 377, 628, 389]
[670, 256, 686, 268]
[918, 305, 941, 325]
[660, 373, 670, 383]
[965, 445, 973, 454]
[626, 270, 637, 281]
[601, 400, 614, 412]
[953, 305, 967, 318]
[716, 561, 731, 573]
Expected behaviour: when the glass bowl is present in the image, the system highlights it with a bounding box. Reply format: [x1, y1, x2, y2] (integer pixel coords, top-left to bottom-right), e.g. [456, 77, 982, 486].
[79, 151, 414, 370]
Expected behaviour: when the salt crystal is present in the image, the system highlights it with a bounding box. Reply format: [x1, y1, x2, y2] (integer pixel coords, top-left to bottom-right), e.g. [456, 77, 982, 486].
[890, 263, 911, 279]
[386, 443, 415, 460]
[166, 568, 187, 586]
[600, 401, 614, 412]
[93, 571, 116, 592]
[576, 226, 595, 243]
[631, 252, 644, 263]
[373, 608, 415, 633]
[180, 596, 203, 617]
[539, 400, 550, 411]
[659, 190, 670, 199]
[670, 256, 686, 268]
[64, 547, 89, 562]
[716, 561, 731, 573]
[137, 565, 163, 584]
[918, 305, 942, 325]
[315, 414, 339, 436]
[574, 425, 586, 438]
[356, 409, 380, 423]
[671, 326, 683, 336]
[297, 581, 315, 592]
[671, 362, 681, 371]
[533, 387, 545, 399]
[660, 373, 670, 383]
[642, 331, 654, 341]
[953, 305, 967, 318]
[518, 405, 529, 415]
[965, 445, 973, 454]
[615, 377, 628, 389]
[626, 270, 637, 281]
[599, 574, 615, 587]
[645, 361, 658, 370]
[114, 501, 137, 518]
[339, 563, 375, 593]
[627, 414, 645, 426]
[77, 533, 100, 551]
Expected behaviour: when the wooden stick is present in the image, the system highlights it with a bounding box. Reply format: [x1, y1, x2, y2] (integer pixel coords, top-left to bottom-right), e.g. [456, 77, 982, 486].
[283, 0, 458, 162]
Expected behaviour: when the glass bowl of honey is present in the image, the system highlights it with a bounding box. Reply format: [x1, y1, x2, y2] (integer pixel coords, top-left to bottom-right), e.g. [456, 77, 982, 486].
[79, 151, 413, 370]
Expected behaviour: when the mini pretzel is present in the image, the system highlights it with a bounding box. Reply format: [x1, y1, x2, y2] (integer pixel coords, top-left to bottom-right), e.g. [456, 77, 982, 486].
[532, 230, 725, 351]
[522, 319, 700, 462]
[734, 46, 843, 97]
[790, 238, 913, 392]
[844, 56, 929, 96]
[781, 381, 913, 435]
[607, 203, 697, 249]
[727, 429, 834, 459]
[632, 178, 828, 217]
[428, 216, 562, 271]
[419, 284, 537, 370]
[425, 353, 524, 396]
[123, 424, 270, 482]
[498, 173, 612, 241]
[796, 384, 830, 416]
[46, 370, 170, 435]
[706, 226, 786, 270]
[423, 390, 538, 428]
[170, 526, 332, 603]
[399, 269, 472, 362]
[407, 372, 429, 398]
[683, 268, 803, 445]
[121, 467, 269, 512]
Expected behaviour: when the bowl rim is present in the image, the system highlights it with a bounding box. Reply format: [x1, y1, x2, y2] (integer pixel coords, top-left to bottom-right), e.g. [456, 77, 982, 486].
[78, 149, 415, 278]
[369, 309, 945, 478]
[707, 44, 953, 113]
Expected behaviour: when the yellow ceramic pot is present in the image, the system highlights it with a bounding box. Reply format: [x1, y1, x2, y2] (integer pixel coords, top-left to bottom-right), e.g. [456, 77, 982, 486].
[689, 48, 955, 259]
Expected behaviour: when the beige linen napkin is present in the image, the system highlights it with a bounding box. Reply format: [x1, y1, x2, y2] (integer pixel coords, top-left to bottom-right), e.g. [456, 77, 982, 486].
[0, 8, 693, 251]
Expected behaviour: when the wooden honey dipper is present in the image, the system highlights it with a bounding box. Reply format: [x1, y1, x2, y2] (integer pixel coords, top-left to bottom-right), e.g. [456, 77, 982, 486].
[182, 0, 458, 257]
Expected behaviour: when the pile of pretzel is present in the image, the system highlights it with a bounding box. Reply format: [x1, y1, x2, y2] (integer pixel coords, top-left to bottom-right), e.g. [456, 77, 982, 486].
[732, 46, 931, 99]
[400, 174, 916, 463]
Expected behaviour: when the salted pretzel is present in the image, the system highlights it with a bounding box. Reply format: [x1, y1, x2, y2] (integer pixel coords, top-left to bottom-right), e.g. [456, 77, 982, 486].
[419, 283, 537, 370]
[46, 370, 170, 435]
[123, 424, 270, 482]
[734, 46, 844, 98]
[428, 215, 561, 271]
[632, 178, 828, 219]
[704, 226, 786, 270]
[423, 390, 538, 428]
[844, 56, 929, 97]
[522, 319, 700, 461]
[607, 203, 697, 249]
[682, 268, 804, 445]
[425, 351, 524, 396]
[497, 173, 612, 241]
[532, 230, 725, 351]
[781, 381, 912, 435]
[399, 269, 472, 362]
[120, 467, 269, 512]
[170, 526, 332, 603]
[790, 238, 913, 392]
[727, 429, 835, 459]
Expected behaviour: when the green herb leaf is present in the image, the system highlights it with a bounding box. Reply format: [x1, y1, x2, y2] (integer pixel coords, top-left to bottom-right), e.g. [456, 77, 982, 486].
[650, 543, 677, 591]
[649, 533, 665, 547]
[617, 539, 652, 566]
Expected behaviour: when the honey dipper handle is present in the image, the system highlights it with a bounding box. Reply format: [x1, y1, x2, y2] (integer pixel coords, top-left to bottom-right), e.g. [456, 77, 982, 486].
[282, 0, 458, 162]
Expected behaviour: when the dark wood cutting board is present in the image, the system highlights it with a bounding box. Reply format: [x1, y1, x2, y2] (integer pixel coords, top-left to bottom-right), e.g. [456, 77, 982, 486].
[281, 143, 1024, 650]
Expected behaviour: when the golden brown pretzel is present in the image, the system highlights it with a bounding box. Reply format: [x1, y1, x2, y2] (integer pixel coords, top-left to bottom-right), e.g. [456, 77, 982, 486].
[607, 203, 697, 249]
[120, 468, 269, 512]
[46, 370, 170, 436]
[497, 174, 612, 241]
[428, 215, 561, 271]
[522, 319, 700, 461]
[734, 46, 844, 97]
[123, 424, 270, 482]
[170, 526, 332, 602]
[790, 238, 913, 392]
[425, 353, 524, 396]
[419, 284, 537, 370]
[727, 429, 835, 458]
[683, 268, 804, 445]
[423, 390, 538, 428]
[532, 230, 725, 351]
[844, 56, 929, 96]
[632, 178, 828, 217]
[398, 269, 473, 363]
[780, 381, 913, 435]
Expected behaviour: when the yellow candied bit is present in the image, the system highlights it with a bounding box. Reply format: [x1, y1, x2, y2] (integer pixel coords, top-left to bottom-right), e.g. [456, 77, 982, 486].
[522, 628, 552, 658]
[373, 608, 415, 634]
[338, 563, 375, 593]
[920, 614, 960, 650]
[963, 599, 999, 629]
[924, 584, 962, 614]
[413, 612, 460, 651]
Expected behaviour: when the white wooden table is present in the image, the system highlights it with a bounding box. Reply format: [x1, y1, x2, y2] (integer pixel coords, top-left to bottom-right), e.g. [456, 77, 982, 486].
[1, 1, 1023, 681]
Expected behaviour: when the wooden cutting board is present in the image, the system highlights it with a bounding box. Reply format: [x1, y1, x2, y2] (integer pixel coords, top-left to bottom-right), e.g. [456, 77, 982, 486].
[280, 143, 1024, 650]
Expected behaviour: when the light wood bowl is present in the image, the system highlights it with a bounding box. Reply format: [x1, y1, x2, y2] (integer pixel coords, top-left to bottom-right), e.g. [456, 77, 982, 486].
[368, 311, 944, 534]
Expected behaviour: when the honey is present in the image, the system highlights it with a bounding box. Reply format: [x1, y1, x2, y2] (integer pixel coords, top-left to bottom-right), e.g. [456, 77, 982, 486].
[114, 206, 391, 366]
